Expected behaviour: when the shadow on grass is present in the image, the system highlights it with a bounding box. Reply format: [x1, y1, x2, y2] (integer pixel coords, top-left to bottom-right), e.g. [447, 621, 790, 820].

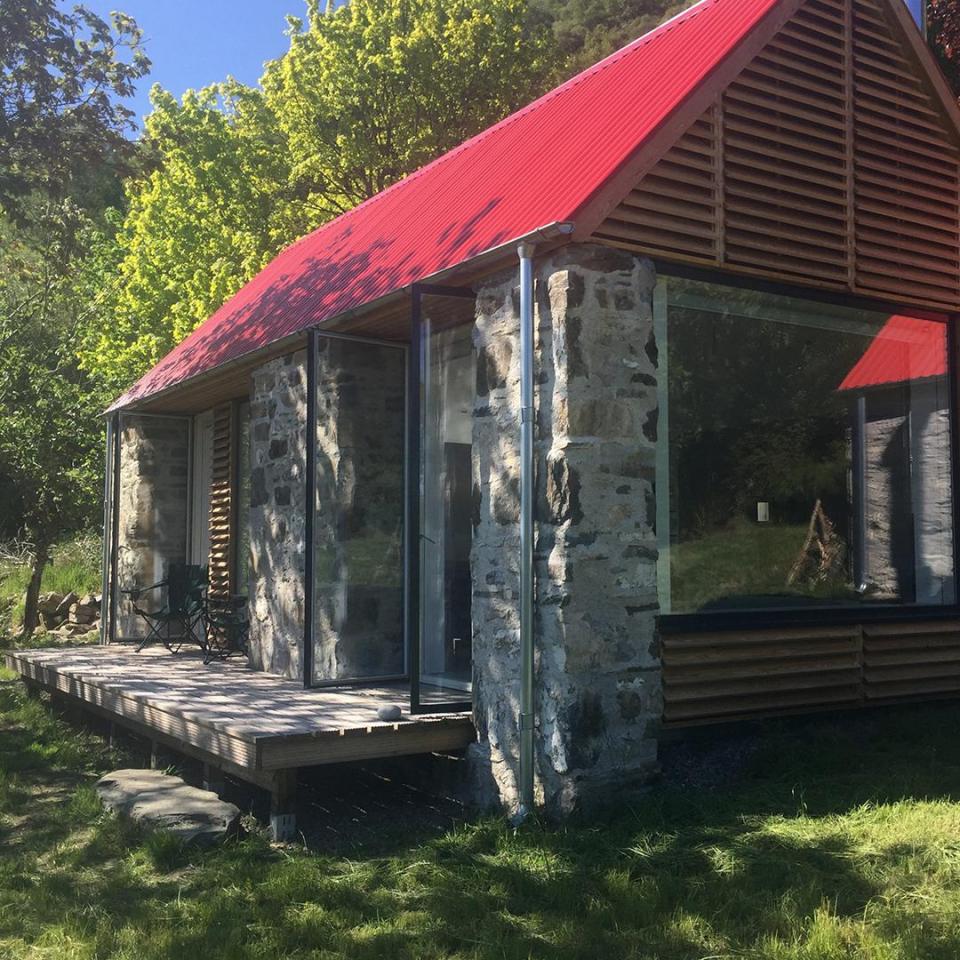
[4, 681, 960, 958]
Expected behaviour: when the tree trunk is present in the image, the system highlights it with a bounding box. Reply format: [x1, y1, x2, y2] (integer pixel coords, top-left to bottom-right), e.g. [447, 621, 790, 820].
[21, 541, 50, 639]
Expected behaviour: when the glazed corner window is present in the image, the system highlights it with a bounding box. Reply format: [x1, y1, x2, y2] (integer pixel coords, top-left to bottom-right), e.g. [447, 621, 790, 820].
[655, 278, 955, 614]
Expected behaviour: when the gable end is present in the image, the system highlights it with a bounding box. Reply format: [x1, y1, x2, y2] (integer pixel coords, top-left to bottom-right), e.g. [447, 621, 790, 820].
[592, 0, 960, 311]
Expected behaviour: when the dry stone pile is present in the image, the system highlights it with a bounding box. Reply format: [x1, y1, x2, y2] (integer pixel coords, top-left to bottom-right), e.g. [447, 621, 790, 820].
[37, 591, 101, 639]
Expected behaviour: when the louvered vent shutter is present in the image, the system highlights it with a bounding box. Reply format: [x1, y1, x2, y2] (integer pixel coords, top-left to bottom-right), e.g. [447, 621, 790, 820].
[723, 0, 850, 287]
[208, 404, 233, 600]
[593, 0, 960, 312]
[852, 0, 960, 306]
[597, 108, 722, 264]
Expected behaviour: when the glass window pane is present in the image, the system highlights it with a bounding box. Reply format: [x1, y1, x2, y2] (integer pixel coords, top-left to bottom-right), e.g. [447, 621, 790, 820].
[657, 278, 954, 613]
[419, 296, 476, 703]
[312, 337, 406, 683]
[114, 414, 190, 640]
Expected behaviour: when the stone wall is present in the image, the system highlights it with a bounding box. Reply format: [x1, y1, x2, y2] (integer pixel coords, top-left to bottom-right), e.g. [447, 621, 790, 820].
[470, 243, 661, 817]
[114, 415, 190, 640]
[247, 350, 308, 680]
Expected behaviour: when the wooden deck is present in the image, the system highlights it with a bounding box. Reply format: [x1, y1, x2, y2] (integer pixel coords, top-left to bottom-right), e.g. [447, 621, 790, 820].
[4, 646, 475, 783]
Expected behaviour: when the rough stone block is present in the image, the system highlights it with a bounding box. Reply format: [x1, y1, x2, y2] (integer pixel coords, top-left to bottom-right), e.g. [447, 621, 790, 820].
[95, 769, 240, 844]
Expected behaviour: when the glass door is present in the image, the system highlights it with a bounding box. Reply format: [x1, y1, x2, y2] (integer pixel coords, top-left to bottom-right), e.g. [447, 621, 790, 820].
[310, 333, 407, 685]
[411, 286, 476, 710]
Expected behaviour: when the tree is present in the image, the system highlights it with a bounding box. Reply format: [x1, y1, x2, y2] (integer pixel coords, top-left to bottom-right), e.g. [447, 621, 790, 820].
[83, 0, 553, 395]
[929, 0, 960, 97]
[0, 204, 110, 635]
[0, 1, 148, 635]
[533, 0, 690, 76]
[261, 0, 551, 217]
[0, 0, 148, 217]
[78, 82, 305, 395]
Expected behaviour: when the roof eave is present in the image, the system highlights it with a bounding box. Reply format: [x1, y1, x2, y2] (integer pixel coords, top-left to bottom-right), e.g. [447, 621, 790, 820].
[107, 220, 577, 416]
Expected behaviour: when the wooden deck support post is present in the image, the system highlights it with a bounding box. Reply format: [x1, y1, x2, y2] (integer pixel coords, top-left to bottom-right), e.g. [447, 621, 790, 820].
[269, 768, 297, 841]
[203, 762, 226, 796]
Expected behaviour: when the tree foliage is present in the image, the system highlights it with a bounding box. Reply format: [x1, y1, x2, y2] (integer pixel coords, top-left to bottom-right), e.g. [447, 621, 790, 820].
[929, 0, 960, 97]
[79, 82, 307, 394]
[262, 0, 551, 217]
[0, 2, 148, 633]
[82, 0, 554, 393]
[533, 0, 690, 75]
[0, 0, 148, 217]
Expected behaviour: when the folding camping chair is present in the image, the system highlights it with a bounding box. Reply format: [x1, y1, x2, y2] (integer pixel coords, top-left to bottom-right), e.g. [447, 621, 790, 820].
[123, 563, 208, 653]
[202, 594, 249, 663]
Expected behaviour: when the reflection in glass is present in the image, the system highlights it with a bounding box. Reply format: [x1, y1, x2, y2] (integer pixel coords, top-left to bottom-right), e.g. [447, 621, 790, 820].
[114, 415, 190, 640]
[656, 279, 954, 613]
[420, 305, 475, 701]
[312, 337, 406, 683]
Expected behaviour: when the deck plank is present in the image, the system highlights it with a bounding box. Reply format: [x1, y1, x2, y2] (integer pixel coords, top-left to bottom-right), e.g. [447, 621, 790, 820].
[4, 646, 474, 771]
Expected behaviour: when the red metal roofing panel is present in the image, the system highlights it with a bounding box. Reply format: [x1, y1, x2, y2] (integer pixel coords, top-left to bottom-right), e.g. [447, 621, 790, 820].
[112, 0, 784, 409]
[838, 314, 949, 392]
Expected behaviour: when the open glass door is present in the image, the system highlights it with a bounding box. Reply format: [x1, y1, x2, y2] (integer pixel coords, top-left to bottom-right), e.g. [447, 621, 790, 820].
[110, 413, 191, 643]
[410, 286, 476, 711]
[309, 332, 407, 685]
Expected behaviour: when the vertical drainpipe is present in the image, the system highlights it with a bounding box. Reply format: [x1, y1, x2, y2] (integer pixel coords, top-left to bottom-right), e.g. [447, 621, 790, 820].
[303, 330, 318, 688]
[516, 242, 536, 821]
[99, 416, 114, 646]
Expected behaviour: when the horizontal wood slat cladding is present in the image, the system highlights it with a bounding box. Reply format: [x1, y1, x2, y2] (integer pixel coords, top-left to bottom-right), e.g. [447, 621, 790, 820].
[662, 620, 960, 725]
[207, 404, 233, 600]
[593, 0, 960, 311]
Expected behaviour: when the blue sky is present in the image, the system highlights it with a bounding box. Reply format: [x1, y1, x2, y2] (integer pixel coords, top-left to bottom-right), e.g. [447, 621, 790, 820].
[84, 0, 307, 126]
[88, 0, 927, 129]
[904, 0, 924, 27]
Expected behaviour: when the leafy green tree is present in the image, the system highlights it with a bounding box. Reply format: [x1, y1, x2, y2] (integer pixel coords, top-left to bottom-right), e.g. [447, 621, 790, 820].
[79, 82, 304, 395]
[85, 0, 553, 394]
[0, 204, 111, 635]
[0, 1, 148, 635]
[262, 0, 551, 217]
[929, 0, 960, 96]
[534, 0, 689, 76]
[0, 0, 148, 217]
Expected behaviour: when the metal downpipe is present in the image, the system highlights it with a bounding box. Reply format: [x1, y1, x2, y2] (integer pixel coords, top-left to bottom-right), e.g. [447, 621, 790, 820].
[99, 416, 114, 646]
[516, 241, 536, 822]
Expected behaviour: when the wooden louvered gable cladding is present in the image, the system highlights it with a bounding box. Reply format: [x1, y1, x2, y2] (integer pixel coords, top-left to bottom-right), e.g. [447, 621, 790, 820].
[593, 0, 960, 311]
[207, 404, 234, 600]
[852, 0, 960, 307]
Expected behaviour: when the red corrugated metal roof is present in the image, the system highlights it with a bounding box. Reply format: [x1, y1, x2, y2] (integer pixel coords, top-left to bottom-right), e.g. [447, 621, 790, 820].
[112, 0, 786, 410]
[838, 314, 948, 392]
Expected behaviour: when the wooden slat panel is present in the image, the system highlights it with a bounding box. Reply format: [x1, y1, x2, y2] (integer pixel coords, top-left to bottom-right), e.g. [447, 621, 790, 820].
[208, 404, 233, 600]
[590, 0, 960, 312]
[852, 0, 960, 305]
[863, 622, 960, 700]
[662, 624, 862, 723]
[663, 620, 960, 725]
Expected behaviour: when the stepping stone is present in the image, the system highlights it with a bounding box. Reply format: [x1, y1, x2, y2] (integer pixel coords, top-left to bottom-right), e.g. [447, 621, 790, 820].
[95, 768, 240, 844]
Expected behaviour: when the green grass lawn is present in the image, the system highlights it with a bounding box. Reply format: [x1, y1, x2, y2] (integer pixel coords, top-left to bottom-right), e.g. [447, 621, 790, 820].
[0, 533, 102, 635]
[4, 678, 960, 958]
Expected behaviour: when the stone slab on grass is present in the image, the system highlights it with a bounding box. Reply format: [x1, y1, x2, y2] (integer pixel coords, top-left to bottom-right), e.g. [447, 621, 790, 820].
[96, 768, 240, 844]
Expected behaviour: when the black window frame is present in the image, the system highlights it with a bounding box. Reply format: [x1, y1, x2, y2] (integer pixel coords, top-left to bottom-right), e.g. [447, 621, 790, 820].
[653, 260, 960, 636]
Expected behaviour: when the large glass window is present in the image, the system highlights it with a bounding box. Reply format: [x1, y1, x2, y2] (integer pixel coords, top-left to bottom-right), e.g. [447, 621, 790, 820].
[418, 295, 476, 703]
[656, 278, 955, 614]
[312, 336, 406, 684]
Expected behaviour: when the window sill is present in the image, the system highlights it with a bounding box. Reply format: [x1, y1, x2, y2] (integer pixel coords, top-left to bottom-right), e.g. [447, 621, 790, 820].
[657, 604, 960, 635]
